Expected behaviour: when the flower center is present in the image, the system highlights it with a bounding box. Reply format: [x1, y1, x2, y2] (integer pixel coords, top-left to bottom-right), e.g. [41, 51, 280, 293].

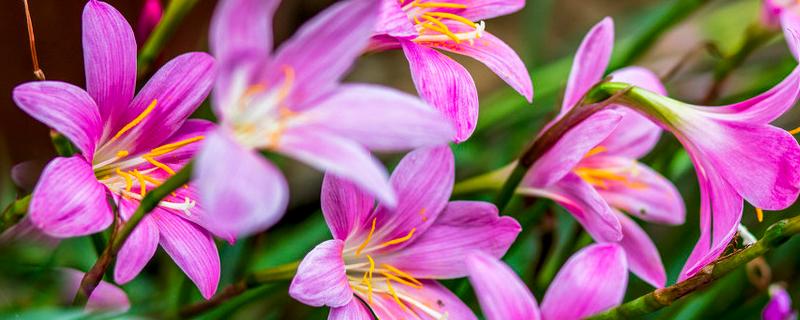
[91, 99, 204, 215]
[229, 66, 299, 149]
[401, 0, 486, 45]
[340, 217, 446, 318]
[575, 146, 647, 190]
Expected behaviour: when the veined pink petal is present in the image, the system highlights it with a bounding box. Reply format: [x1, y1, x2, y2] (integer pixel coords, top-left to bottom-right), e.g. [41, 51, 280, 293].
[290, 240, 353, 308]
[147, 119, 215, 168]
[278, 128, 394, 207]
[375, 0, 416, 38]
[707, 62, 800, 124]
[430, 27, 533, 102]
[322, 174, 375, 241]
[540, 243, 628, 320]
[29, 156, 112, 238]
[329, 298, 374, 320]
[679, 157, 743, 280]
[600, 67, 665, 159]
[400, 40, 479, 142]
[299, 84, 454, 151]
[763, 285, 796, 320]
[366, 280, 476, 320]
[210, 0, 279, 113]
[82, 0, 136, 125]
[526, 110, 624, 188]
[61, 268, 130, 313]
[114, 200, 159, 284]
[613, 212, 666, 288]
[151, 210, 220, 300]
[522, 173, 623, 242]
[782, 11, 800, 60]
[268, 0, 379, 109]
[106, 53, 215, 155]
[11, 160, 44, 192]
[579, 155, 685, 225]
[467, 252, 541, 320]
[13, 81, 101, 159]
[195, 130, 288, 237]
[380, 201, 520, 278]
[369, 146, 454, 249]
[437, 0, 526, 21]
[561, 17, 614, 114]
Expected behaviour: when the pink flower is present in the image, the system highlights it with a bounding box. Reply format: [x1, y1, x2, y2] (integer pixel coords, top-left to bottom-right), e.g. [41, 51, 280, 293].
[13, 0, 221, 299]
[370, 0, 534, 142]
[762, 0, 800, 59]
[467, 243, 628, 320]
[289, 146, 520, 319]
[568, 19, 800, 280]
[519, 18, 682, 288]
[197, 0, 455, 238]
[61, 268, 130, 314]
[136, 0, 162, 45]
[763, 284, 797, 320]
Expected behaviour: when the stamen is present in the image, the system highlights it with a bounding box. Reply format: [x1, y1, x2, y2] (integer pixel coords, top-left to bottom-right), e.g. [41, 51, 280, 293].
[116, 150, 129, 158]
[412, 1, 467, 9]
[419, 15, 461, 43]
[132, 169, 147, 196]
[382, 264, 423, 288]
[277, 65, 295, 102]
[584, 146, 607, 158]
[143, 155, 176, 175]
[366, 255, 376, 303]
[378, 228, 417, 248]
[116, 168, 133, 194]
[355, 218, 377, 256]
[385, 279, 411, 312]
[756, 208, 764, 222]
[112, 99, 157, 141]
[379, 271, 423, 289]
[148, 136, 205, 156]
[424, 11, 477, 28]
[789, 127, 800, 135]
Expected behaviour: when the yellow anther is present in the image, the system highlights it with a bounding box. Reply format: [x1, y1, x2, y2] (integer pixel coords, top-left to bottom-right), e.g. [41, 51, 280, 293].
[756, 208, 764, 222]
[277, 65, 295, 102]
[382, 264, 423, 287]
[143, 155, 176, 175]
[419, 208, 428, 222]
[379, 271, 423, 289]
[355, 218, 377, 256]
[385, 279, 411, 312]
[419, 15, 461, 43]
[141, 174, 162, 185]
[132, 169, 147, 196]
[366, 255, 376, 303]
[424, 11, 477, 28]
[116, 168, 133, 194]
[378, 228, 416, 248]
[148, 136, 205, 156]
[112, 99, 157, 141]
[584, 146, 607, 158]
[116, 150, 129, 158]
[412, 1, 468, 9]
[789, 126, 800, 135]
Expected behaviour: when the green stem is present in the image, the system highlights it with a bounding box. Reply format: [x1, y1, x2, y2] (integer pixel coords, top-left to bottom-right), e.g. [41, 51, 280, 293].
[0, 195, 30, 233]
[177, 261, 299, 318]
[588, 214, 800, 320]
[492, 86, 631, 211]
[137, 0, 199, 78]
[72, 162, 194, 306]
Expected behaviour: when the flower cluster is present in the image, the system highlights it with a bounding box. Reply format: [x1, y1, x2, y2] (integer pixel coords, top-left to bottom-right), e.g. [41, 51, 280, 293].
[6, 0, 800, 318]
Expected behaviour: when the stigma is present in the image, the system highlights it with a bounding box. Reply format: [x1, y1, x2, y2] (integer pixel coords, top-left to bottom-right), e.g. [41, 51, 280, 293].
[400, 0, 486, 45]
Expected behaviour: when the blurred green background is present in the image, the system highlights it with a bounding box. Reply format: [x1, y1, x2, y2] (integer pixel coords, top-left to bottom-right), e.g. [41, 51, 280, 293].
[1, 0, 799, 319]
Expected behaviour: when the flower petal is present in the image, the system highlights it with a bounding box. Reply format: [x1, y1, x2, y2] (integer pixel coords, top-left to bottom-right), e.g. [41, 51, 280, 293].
[561, 17, 614, 114]
[369, 146, 454, 249]
[365, 280, 476, 320]
[29, 156, 112, 238]
[290, 239, 353, 308]
[445, 0, 526, 21]
[299, 84, 454, 151]
[195, 130, 288, 237]
[579, 156, 685, 225]
[329, 298, 374, 320]
[521, 173, 623, 242]
[82, 0, 136, 124]
[61, 268, 130, 313]
[209, 0, 279, 113]
[278, 128, 394, 207]
[151, 210, 220, 300]
[526, 109, 624, 188]
[268, 0, 379, 108]
[322, 174, 375, 241]
[106, 53, 215, 155]
[380, 201, 520, 278]
[375, 0, 416, 38]
[467, 252, 541, 320]
[781, 12, 800, 60]
[613, 212, 666, 288]
[763, 285, 796, 320]
[400, 40, 479, 142]
[13, 81, 101, 158]
[600, 67, 665, 158]
[540, 243, 628, 320]
[114, 203, 159, 284]
[432, 28, 533, 102]
[709, 63, 800, 124]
